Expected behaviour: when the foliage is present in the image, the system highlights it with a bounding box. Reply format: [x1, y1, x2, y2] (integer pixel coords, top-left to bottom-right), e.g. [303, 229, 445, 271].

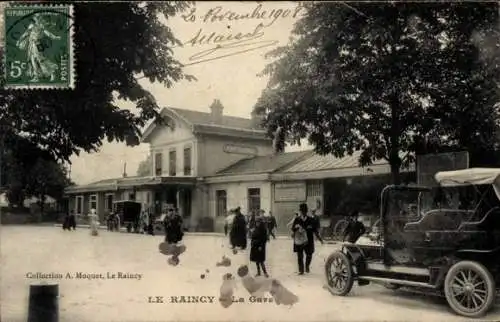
[1, 136, 72, 208]
[255, 2, 500, 184]
[136, 154, 152, 177]
[0, 1, 195, 162]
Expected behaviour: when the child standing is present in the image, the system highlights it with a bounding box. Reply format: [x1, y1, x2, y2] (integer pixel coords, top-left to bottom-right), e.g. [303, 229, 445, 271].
[250, 217, 269, 277]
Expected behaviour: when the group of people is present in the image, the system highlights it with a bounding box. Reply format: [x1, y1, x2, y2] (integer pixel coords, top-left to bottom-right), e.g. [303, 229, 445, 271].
[224, 203, 325, 277]
[223, 206, 271, 277]
[62, 210, 77, 231]
[62, 209, 98, 235]
[139, 210, 155, 235]
[106, 212, 120, 231]
[162, 207, 184, 244]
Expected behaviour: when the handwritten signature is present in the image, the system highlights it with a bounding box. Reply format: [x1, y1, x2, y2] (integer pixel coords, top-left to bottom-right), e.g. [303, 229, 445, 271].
[182, 23, 279, 66]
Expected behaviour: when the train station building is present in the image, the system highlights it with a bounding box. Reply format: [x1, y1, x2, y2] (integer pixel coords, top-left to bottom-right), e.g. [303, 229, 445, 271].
[65, 100, 415, 233]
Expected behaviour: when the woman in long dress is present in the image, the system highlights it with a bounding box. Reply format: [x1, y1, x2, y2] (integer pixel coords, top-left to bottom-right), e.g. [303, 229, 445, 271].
[250, 217, 269, 277]
[89, 209, 99, 236]
[164, 208, 183, 244]
[16, 14, 61, 82]
[230, 207, 247, 250]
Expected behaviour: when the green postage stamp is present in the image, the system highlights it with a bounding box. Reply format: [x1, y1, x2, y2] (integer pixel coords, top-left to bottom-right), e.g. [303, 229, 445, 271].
[4, 5, 75, 89]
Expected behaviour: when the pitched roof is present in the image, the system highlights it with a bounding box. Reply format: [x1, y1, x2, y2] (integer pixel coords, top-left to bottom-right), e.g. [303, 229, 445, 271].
[216, 151, 313, 176]
[141, 103, 270, 143]
[170, 108, 256, 130]
[282, 150, 404, 173]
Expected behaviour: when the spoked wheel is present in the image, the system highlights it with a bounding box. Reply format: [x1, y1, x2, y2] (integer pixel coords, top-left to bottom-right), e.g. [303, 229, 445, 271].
[324, 251, 354, 296]
[444, 260, 496, 318]
[333, 220, 349, 241]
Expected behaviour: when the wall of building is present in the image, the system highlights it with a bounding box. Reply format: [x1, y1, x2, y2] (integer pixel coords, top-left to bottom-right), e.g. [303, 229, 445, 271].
[208, 180, 272, 233]
[271, 180, 324, 234]
[197, 135, 274, 177]
[148, 119, 197, 177]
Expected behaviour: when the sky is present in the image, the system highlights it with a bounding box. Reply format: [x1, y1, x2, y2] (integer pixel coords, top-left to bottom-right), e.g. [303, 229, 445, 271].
[69, 1, 312, 185]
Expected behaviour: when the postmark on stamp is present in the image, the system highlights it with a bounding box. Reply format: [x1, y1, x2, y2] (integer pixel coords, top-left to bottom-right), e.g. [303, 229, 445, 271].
[4, 5, 75, 89]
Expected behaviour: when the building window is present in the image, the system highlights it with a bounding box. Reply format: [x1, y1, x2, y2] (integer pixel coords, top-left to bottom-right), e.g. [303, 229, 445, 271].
[105, 193, 114, 213]
[89, 194, 97, 212]
[248, 188, 261, 213]
[183, 146, 192, 176]
[129, 193, 135, 200]
[146, 192, 150, 203]
[75, 196, 83, 215]
[169, 149, 177, 176]
[154, 153, 162, 176]
[216, 190, 227, 217]
[307, 180, 322, 197]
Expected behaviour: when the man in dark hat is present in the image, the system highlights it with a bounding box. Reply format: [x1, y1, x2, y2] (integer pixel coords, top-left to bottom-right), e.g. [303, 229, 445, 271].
[291, 203, 323, 275]
[343, 210, 366, 244]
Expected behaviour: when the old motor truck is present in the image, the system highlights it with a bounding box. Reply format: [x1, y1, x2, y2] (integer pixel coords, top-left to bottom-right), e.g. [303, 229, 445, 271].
[324, 168, 500, 318]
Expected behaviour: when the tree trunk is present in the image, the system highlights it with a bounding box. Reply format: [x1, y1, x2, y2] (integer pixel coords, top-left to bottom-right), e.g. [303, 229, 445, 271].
[390, 161, 402, 185]
[389, 94, 402, 185]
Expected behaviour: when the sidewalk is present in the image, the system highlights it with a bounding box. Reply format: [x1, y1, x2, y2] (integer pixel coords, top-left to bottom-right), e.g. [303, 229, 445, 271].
[52, 223, 338, 243]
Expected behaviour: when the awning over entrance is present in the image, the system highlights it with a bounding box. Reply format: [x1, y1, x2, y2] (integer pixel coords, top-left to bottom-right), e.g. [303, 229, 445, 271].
[65, 176, 197, 194]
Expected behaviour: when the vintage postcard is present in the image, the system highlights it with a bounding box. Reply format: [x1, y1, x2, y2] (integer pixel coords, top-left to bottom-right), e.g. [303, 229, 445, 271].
[1, 1, 500, 322]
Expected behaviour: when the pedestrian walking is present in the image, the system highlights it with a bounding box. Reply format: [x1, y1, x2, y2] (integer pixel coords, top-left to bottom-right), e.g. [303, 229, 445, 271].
[62, 212, 70, 230]
[266, 211, 277, 239]
[141, 210, 149, 234]
[147, 211, 155, 236]
[114, 211, 120, 231]
[89, 208, 99, 236]
[230, 207, 247, 250]
[291, 203, 324, 275]
[247, 210, 257, 237]
[224, 209, 235, 236]
[164, 208, 183, 244]
[106, 212, 115, 231]
[69, 209, 76, 230]
[250, 216, 269, 277]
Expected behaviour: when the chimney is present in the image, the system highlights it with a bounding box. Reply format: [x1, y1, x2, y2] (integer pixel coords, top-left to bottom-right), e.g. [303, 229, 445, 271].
[251, 109, 264, 129]
[209, 99, 224, 123]
[123, 162, 127, 178]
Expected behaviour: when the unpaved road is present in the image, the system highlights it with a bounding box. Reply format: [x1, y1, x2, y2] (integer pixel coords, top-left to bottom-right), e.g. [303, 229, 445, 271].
[2, 226, 499, 322]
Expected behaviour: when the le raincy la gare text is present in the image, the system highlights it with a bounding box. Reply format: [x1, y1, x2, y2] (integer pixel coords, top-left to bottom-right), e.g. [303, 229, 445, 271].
[147, 295, 274, 304]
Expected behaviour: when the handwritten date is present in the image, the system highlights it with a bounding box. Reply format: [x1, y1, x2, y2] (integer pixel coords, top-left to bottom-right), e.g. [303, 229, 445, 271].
[182, 4, 305, 27]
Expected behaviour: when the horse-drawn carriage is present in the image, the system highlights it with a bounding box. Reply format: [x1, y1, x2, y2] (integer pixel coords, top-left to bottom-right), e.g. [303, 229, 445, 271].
[324, 168, 500, 318]
[113, 200, 142, 233]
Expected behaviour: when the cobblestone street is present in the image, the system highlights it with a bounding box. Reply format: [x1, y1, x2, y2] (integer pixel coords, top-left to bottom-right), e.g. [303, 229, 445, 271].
[1, 226, 499, 322]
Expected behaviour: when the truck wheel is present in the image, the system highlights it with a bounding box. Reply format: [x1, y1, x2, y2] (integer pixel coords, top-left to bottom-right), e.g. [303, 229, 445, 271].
[444, 260, 495, 318]
[324, 251, 354, 296]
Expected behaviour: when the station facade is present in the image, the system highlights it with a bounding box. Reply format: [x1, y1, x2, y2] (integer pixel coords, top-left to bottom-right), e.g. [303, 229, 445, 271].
[65, 100, 415, 233]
